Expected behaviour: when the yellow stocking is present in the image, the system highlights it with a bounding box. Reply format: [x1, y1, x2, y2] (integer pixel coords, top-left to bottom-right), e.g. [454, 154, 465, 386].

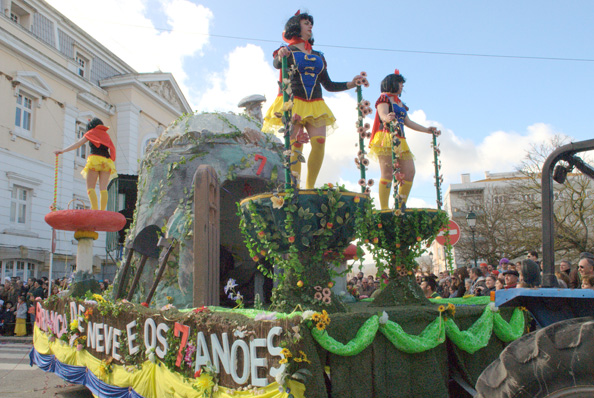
[306, 137, 325, 189]
[379, 178, 392, 210]
[399, 180, 413, 207]
[290, 140, 303, 184]
[87, 189, 98, 210]
[100, 190, 108, 211]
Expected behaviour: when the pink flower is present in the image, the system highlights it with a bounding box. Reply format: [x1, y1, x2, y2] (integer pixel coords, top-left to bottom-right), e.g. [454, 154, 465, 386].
[364, 123, 371, 130]
[360, 132, 366, 139]
[362, 100, 370, 107]
[357, 126, 365, 134]
[360, 71, 367, 77]
[355, 79, 362, 86]
[366, 132, 372, 139]
[367, 179, 375, 187]
[365, 187, 371, 194]
[358, 178, 366, 187]
[354, 157, 360, 164]
[361, 158, 370, 166]
[292, 114, 302, 123]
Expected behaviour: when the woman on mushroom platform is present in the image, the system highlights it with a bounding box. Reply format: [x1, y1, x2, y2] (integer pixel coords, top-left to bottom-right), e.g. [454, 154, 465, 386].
[263, 11, 362, 189]
[369, 70, 441, 210]
[54, 117, 117, 210]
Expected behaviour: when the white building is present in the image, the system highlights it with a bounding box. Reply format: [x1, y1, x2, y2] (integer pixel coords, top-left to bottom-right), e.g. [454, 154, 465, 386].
[1, 0, 191, 282]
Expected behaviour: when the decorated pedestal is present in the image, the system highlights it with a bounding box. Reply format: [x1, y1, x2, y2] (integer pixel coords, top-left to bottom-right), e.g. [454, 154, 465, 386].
[239, 187, 370, 313]
[45, 210, 126, 273]
[365, 208, 449, 307]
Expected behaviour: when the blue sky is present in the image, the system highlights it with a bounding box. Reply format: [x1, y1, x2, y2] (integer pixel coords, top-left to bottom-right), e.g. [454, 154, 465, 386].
[48, 0, 594, 208]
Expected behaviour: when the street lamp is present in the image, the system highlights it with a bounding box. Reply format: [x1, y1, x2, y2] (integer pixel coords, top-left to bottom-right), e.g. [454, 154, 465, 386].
[466, 211, 477, 267]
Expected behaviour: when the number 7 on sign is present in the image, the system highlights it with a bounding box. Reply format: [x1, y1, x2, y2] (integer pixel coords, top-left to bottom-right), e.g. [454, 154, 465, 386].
[174, 322, 190, 367]
[255, 154, 267, 176]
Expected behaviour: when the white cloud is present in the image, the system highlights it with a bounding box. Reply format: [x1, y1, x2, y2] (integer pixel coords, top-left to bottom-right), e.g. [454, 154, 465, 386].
[47, 0, 212, 97]
[193, 44, 278, 112]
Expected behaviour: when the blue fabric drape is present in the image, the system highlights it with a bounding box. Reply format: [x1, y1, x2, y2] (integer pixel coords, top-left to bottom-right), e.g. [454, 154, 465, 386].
[30, 347, 145, 398]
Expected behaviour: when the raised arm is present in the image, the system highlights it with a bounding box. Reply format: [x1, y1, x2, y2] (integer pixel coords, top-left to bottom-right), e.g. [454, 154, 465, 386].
[54, 136, 88, 155]
[404, 115, 441, 135]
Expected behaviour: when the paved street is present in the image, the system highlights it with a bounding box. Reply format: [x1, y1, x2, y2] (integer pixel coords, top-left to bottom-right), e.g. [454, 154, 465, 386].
[0, 340, 92, 398]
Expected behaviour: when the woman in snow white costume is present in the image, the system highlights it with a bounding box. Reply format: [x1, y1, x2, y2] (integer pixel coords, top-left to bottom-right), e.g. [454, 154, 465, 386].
[263, 11, 362, 189]
[369, 70, 441, 210]
[54, 117, 117, 210]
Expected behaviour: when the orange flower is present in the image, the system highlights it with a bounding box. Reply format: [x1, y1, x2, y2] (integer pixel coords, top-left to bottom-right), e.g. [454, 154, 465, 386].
[260, 250, 267, 256]
[252, 255, 259, 262]
[297, 280, 304, 288]
[258, 231, 265, 237]
[326, 222, 333, 229]
[372, 237, 379, 244]
[354, 196, 360, 203]
[288, 236, 295, 243]
[377, 223, 383, 229]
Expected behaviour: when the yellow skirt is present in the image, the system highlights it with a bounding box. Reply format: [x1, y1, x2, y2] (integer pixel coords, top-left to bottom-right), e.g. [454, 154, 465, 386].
[15, 318, 27, 336]
[369, 131, 414, 160]
[81, 155, 118, 181]
[262, 96, 337, 134]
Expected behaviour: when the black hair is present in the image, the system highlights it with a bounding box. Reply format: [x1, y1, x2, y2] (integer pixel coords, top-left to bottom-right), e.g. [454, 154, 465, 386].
[528, 250, 538, 258]
[283, 13, 314, 45]
[380, 73, 406, 94]
[521, 259, 541, 287]
[422, 277, 437, 292]
[471, 267, 484, 277]
[87, 117, 104, 131]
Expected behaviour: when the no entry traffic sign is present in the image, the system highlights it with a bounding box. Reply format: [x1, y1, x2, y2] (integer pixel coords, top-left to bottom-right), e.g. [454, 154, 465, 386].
[436, 220, 461, 246]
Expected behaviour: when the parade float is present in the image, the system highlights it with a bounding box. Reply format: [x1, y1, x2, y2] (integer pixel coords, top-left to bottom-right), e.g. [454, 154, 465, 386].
[31, 68, 527, 398]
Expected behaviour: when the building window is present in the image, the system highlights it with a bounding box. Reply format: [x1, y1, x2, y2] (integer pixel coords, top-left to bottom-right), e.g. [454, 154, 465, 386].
[1, 260, 37, 282]
[10, 12, 19, 23]
[76, 53, 89, 78]
[15, 92, 33, 134]
[76, 123, 87, 159]
[10, 186, 30, 226]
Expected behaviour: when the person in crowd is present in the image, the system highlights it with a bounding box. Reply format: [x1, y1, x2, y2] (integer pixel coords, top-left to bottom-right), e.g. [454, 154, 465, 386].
[55, 117, 117, 210]
[479, 263, 490, 278]
[487, 264, 498, 277]
[469, 267, 487, 295]
[480, 275, 497, 296]
[4, 279, 19, 307]
[498, 258, 509, 273]
[420, 277, 440, 299]
[449, 275, 465, 298]
[0, 300, 15, 335]
[582, 275, 594, 290]
[358, 278, 375, 298]
[346, 280, 359, 300]
[555, 272, 569, 288]
[503, 269, 519, 289]
[527, 251, 541, 268]
[575, 253, 594, 288]
[559, 260, 572, 275]
[464, 278, 472, 295]
[519, 259, 541, 288]
[14, 295, 28, 336]
[0, 284, 5, 302]
[495, 277, 505, 290]
[30, 279, 44, 299]
[262, 11, 363, 189]
[369, 70, 441, 209]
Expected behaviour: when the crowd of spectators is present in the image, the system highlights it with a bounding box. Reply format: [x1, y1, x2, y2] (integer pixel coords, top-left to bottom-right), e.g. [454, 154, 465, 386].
[346, 271, 386, 300]
[0, 276, 111, 336]
[416, 251, 594, 299]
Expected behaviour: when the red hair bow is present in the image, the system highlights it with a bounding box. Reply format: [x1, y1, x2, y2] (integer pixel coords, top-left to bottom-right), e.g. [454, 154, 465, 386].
[394, 68, 400, 75]
[295, 10, 300, 16]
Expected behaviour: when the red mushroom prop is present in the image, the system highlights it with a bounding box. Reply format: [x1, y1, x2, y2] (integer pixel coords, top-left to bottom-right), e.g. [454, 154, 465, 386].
[45, 210, 126, 273]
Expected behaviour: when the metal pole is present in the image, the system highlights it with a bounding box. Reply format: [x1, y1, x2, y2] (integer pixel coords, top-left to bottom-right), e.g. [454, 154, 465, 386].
[471, 228, 477, 267]
[281, 57, 292, 190]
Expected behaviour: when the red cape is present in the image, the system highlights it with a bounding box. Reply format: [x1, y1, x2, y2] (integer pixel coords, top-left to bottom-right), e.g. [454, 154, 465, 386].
[84, 125, 115, 161]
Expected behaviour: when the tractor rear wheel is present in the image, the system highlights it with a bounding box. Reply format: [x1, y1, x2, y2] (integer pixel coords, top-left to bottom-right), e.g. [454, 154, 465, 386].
[476, 317, 594, 398]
